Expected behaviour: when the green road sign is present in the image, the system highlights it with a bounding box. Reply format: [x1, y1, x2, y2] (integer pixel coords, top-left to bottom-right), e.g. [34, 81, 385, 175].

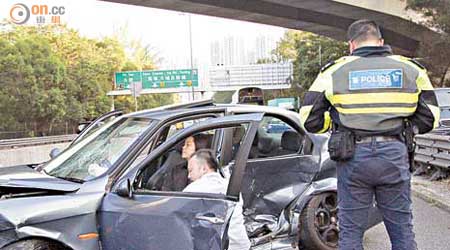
[115, 69, 198, 90]
[115, 71, 142, 89]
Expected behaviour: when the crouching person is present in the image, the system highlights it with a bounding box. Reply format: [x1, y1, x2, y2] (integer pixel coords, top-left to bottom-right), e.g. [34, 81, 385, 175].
[183, 149, 251, 250]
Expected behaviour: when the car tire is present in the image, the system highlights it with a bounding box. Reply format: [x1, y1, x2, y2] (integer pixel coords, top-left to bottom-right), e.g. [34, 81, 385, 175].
[299, 192, 339, 250]
[3, 239, 67, 250]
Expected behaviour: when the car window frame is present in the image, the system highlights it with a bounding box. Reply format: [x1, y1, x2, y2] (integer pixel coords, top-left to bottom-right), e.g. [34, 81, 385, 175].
[225, 111, 311, 161]
[125, 113, 224, 173]
[112, 113, 262, 200]
[107, 108, 226, 189]
[151, 112, 223, 150]
[256, 115, 305, 158]
[132, 124, 253, 198]
[71, 110, 124, 146]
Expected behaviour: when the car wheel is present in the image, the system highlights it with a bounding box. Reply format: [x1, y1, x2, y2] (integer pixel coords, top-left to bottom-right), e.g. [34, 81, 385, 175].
[3, 239, 67, 250]
[299, 192, 338, 250]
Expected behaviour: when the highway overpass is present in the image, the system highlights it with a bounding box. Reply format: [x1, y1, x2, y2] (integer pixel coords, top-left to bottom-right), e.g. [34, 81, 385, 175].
[100, 0, 444, 56]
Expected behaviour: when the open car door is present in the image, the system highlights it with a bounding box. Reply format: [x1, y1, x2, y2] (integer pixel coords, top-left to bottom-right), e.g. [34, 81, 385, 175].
[98, 113, 261, 250]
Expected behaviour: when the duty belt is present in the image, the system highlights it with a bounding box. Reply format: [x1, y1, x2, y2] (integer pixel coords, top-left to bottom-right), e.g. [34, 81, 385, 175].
[355, 135, 400, 144]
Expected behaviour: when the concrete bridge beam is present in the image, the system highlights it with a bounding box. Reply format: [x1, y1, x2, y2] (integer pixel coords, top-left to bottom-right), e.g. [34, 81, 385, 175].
[102, 0, 444, 56]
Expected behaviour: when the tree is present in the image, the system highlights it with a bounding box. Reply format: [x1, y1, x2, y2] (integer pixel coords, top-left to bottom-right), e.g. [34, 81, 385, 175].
[4, 24, 128, 122]
[407, 0, 450, 33]
[0, 22, 172, 138]
[406, 0, 450, 87]
[255, 58, 274, 64]
[211, 31, 347, 105]
[0, 33, 66, 136]
[269, 30, 347, 100]
[112, 25, 174, 113]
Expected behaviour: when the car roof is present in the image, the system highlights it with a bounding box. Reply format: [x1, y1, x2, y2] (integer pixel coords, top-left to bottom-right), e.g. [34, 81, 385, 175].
[219, 104, 301, 125]
[119, 99, 212, 119]
[121, 100, 300, 125]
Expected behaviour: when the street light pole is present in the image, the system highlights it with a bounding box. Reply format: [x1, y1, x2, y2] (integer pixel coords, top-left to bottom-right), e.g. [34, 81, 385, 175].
[318, 43, 322, 66]
[188, 14, 195, 101]
[133, 82, 138, 112]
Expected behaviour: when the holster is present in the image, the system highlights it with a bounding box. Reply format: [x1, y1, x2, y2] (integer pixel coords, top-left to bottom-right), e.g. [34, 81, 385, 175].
[402, 120, 417, 172]
[328, 125, 355, 162]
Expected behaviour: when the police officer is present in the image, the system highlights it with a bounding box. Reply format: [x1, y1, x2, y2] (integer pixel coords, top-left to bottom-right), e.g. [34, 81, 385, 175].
[300, 19, 439, 250]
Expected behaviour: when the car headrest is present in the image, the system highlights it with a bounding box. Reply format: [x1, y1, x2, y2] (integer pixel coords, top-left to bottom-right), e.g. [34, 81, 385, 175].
[281, 130, 302, 152]
[193, 133, 213, 150]
[258, 136, 273, 154]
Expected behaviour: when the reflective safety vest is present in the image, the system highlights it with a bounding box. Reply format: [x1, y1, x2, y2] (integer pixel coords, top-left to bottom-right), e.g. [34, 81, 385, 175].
[300, 46, 439, 135]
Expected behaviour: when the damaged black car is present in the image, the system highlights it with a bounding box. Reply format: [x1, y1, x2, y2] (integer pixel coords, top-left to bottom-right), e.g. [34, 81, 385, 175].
[0, 100, 381, 250]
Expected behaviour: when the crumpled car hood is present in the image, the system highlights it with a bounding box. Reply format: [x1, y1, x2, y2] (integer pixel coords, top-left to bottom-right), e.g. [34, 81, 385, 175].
[0, 176, 107, 250]
[0, 165, 80, 192]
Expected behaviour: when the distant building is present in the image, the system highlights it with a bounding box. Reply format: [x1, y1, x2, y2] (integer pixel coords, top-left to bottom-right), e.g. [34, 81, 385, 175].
[210, 41, 223, 66]
[210, 36, 246, 66]
[254, 35, 276, 62]
[210, 35, 277, 66]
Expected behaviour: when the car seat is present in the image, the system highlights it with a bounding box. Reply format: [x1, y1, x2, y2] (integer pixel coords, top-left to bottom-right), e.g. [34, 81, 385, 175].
[145, 142, 187, 191]
[257, 136, 275, 158]
[278, 130, 302, 155]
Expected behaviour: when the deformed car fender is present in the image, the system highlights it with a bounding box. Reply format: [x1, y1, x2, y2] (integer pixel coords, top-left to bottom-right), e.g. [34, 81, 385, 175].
[0, 178, 108, 250]
[287, 177, 337, 236]
[1, 213, 99, 249]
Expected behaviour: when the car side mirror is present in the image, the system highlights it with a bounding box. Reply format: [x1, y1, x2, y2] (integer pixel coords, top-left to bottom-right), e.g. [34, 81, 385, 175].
[49, 148, 61, 159]
[116, 178, 134, 198]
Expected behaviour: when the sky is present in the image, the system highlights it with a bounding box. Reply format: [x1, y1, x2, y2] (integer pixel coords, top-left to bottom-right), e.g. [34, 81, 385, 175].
[0, 0, 287, 69]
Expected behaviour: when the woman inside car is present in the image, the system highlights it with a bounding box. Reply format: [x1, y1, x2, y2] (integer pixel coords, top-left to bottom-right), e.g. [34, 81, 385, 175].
[160, 133, 212, 191]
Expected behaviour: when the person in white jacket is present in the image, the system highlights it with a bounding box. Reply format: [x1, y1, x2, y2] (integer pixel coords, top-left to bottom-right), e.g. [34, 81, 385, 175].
[183, 149, 251, 250]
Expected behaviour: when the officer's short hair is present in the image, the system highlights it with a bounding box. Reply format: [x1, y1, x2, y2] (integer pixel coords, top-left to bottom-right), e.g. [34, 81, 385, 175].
[347, 19, 382, 43]
[190, 149, 219, 171]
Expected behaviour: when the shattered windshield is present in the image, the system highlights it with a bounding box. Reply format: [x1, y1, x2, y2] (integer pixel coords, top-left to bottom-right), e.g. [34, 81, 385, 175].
[43, 117, 153, 182]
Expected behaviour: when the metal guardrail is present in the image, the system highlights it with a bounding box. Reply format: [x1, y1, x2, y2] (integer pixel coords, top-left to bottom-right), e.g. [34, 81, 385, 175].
[0, 134, 76, 149]
[415, 133, 450, 180]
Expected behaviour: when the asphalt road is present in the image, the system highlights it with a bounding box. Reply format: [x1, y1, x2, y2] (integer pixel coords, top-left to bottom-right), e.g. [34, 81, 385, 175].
[364, 196, 450, 250]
